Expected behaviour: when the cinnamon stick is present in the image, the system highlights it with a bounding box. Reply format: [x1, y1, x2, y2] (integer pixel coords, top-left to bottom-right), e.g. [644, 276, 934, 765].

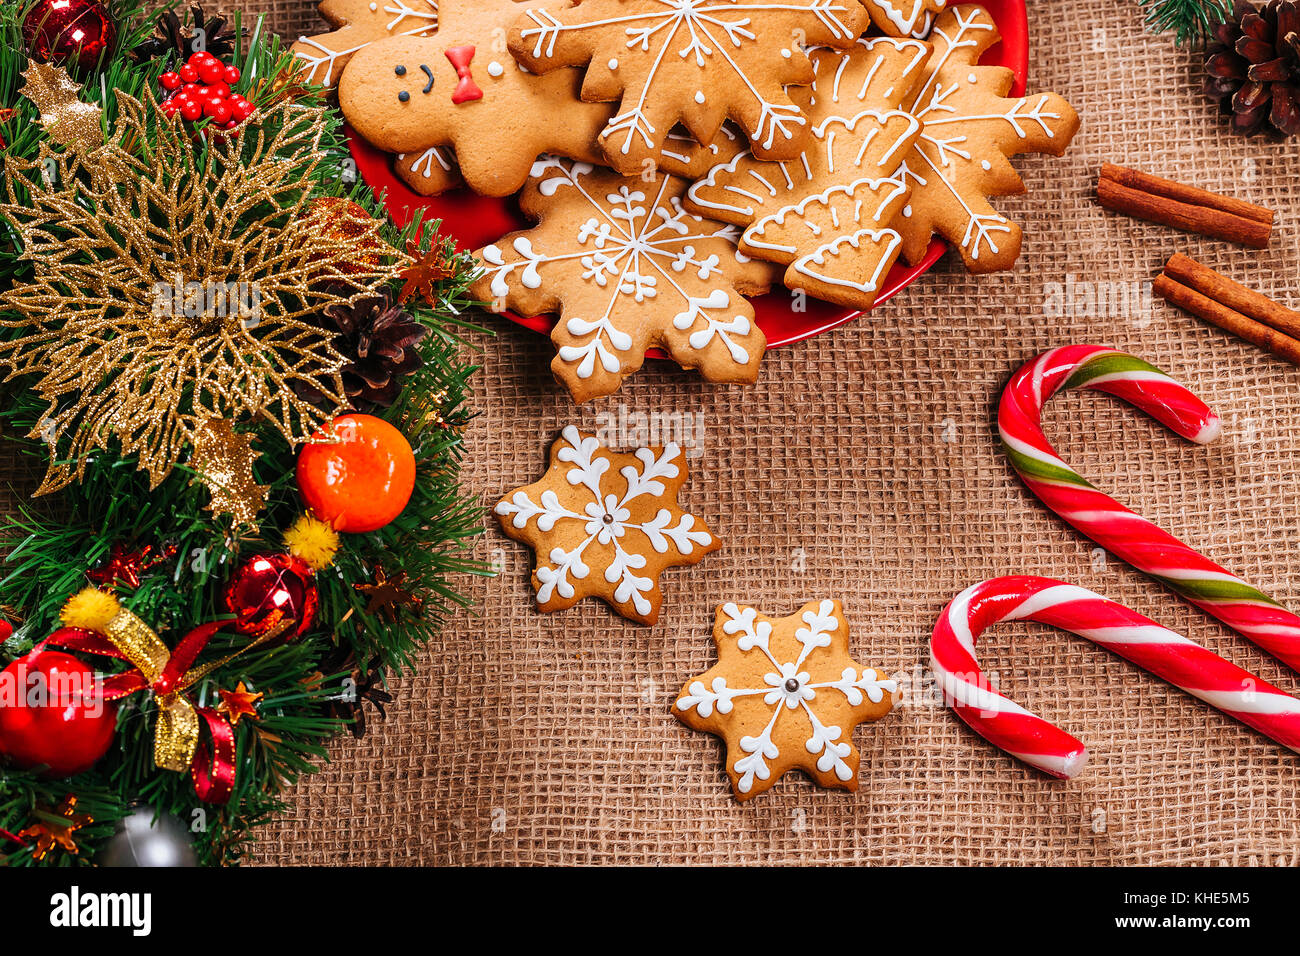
[1164, 253, 1300, 339]
[1097, 176, 1272, 248]
[1100, 163, 1274, 226]
[1153, 273, 1300, 366]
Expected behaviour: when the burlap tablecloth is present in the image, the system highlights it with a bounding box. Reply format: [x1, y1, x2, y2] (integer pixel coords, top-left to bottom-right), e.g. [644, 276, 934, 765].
[100, 0, 1300, 863]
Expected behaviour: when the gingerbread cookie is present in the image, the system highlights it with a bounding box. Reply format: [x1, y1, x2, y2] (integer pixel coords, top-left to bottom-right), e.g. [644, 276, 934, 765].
[674, 601, 898, 800]
[685, 38, 929, 309]
[393, 145, 463, 195]
[507, 0, 872, 175]
[863, 0, 948, 38]
[339, 0, 612, 197]
[292, 0, 440, 87]
[495, 425, 720, 625]
[471, 157, 773, 403]
[893, 4, 1080, 271]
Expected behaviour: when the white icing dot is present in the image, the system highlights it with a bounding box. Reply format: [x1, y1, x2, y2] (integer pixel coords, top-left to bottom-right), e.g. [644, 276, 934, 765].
[981, 159, 991, 170]
[608, 58, 619, 70]
[903, 205, 912, 217]
[781, 48, 792, 58]
[488, 61, 505, 77]
[694, 91, 705, 104]
[369, 1, 377, 9]
[968, 72, 978, 83]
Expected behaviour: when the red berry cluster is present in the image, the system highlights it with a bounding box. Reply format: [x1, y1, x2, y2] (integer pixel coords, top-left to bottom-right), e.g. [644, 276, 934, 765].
[158, 51, 255, 132]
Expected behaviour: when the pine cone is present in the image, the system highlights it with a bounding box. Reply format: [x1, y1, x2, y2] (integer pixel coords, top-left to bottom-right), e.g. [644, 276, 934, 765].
[131, 4, 242, 65]
[300, 290, 429, 411]
[1206, 0, 1300, 137]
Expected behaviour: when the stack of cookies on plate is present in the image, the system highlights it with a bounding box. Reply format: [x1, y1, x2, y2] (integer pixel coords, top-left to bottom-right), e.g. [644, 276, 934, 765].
[296, 0, 1079, 403]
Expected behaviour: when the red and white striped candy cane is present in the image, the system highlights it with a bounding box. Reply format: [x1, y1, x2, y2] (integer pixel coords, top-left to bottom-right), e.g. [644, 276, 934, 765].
[931, 576, 1300, 777]
[1000, 344, 1300, 674]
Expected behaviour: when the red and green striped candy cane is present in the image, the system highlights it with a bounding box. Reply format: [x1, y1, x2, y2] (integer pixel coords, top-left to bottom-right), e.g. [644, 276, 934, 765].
[931, 576, 1300, 777]
[999, 344, 1300, 674]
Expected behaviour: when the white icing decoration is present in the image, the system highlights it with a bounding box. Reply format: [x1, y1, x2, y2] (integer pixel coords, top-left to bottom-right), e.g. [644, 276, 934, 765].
[608, 57, 619, 70]
[695, 91, 706, 104]
[495, 426, 710, 614]
[674, 601, 897, 793]
[868, 0, 947, 39]
[518, 0, 866, 157]
[481, 158, 758, 378]
[488, 60, 505, 78]
[292, 0, 438, 84]
[405, 146, 454, 178]
[981, 159, 991, 170]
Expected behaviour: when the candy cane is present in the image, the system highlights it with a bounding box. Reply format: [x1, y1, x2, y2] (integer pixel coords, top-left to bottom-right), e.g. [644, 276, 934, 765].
[999, 344, 1300, 674]
[931, 576, 1300, 777]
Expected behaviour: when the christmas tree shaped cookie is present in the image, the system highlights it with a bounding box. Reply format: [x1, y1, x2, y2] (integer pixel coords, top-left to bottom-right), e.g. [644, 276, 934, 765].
[339, 0, 613, 197]
[471, 157, 774, 403]
[496, 426, 720, 624]
[893, 4, 1080, 271]
[685, 38, 930, 309]
[506, 0, 872, 175]
[292, 0, 440, 87]
[674, 601, 898, 800]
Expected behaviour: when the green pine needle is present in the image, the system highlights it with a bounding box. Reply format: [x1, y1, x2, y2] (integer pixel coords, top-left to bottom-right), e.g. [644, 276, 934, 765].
[1136, 0, 1234, 46]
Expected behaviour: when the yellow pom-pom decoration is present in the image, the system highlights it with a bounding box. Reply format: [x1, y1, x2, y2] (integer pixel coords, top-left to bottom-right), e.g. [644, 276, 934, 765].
[61, 587, 121, 632]
[283, 514, 340, 572]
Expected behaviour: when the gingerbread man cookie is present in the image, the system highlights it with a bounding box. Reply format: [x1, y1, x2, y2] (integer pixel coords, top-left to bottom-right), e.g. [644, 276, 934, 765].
[292, 0, 440, 87]
[496, 426, 720, 625]
[471, 157, 773, 403]
[340, 0, 613, 197]
[686, 37, 930, 309]
[507, 0, 872, 175]
[675, 601, 898, 800]
[892, 4, 1080, 271]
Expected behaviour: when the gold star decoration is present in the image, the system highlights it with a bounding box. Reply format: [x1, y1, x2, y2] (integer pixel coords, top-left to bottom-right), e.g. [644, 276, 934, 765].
[217, 681, 264, 727]
[18, 63, 104, 154]
[190, 420, 270, 531]
[0, 69, 407, 497]
[17, 795, 93, 862]
[398, 236, 459, 308]
[353, 566, 420, 622]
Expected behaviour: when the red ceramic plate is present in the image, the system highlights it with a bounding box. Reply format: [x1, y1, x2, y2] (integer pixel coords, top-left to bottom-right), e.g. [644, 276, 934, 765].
[348, 0, 1029, 352]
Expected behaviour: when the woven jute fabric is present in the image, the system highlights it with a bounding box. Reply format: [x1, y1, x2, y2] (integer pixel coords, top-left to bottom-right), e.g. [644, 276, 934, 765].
[85, 0, 1300, 863]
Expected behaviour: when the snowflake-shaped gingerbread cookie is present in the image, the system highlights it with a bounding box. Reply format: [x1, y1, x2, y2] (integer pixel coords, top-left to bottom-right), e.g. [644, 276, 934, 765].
[471, 157, 773, 403]
[292, 0, 440, 87]
[496, 425, 720, 624]
[893, 4, 1080, 271]
[685, 37, 930, 309]
[507, 0, 872, 175]
[675, 600, 897, 800]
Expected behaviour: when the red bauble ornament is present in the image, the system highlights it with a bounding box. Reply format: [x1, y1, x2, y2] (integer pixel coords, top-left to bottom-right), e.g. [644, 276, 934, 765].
[296, 414, 416, 533]
[224, 554, 319, 640]
[0, 642, 116, 777]
[21, 0, 117, 73]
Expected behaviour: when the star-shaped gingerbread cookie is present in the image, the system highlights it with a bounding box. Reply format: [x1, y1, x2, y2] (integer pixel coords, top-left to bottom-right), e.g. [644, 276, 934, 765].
[685, 37, 930, 309]
[674, 600, 898, 800]
[292, 0, 440, 87]
[340, 0, 613, 197]
[507, 0, 872, 175]
[495, 425, 720, 625]
[893, 5, 1080, 271]
[471, 157, 773, 403]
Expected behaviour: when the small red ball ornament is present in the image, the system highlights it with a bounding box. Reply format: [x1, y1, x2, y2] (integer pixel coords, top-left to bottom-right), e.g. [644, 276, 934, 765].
[296, 414, 416, 533]
[0, 642, 117, 777]
[21, 0, 117, 72]
[224, 553, 319, 640]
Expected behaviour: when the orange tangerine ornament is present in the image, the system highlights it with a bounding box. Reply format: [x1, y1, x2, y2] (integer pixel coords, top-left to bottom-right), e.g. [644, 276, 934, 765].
[296, 413, 415, 533]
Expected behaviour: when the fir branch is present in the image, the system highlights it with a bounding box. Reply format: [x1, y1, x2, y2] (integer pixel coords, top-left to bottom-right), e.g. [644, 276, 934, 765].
[1136, 0, 1234, 46]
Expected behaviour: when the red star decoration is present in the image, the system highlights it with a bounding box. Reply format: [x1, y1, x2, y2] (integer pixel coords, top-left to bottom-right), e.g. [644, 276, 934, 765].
[217, 682, 263, 727]
[87, 542, 176, 590]
[398, 237, 458, 307]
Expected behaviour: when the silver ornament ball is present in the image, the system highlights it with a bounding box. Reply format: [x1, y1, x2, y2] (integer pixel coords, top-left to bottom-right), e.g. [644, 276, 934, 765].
[98, 805, 197, 867]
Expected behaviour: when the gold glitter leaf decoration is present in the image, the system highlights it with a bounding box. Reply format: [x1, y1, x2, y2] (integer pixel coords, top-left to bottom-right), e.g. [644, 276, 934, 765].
[0, 75, 408, 496]
[191, 419, 271, 531]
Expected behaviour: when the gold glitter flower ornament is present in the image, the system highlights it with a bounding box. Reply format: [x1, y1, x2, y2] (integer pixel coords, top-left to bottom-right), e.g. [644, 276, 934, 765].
[0, 64, 408, 521]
